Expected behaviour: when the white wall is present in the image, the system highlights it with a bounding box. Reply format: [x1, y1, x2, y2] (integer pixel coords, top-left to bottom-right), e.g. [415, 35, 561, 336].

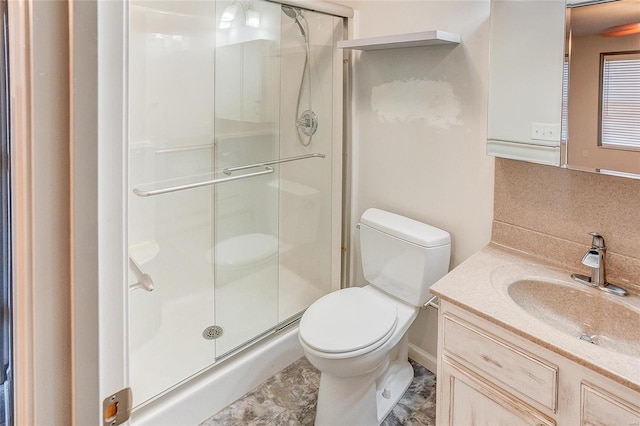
[339, 0, 495, 368]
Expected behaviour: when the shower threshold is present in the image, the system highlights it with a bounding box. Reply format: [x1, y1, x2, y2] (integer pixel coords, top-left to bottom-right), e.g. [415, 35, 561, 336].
[130, 325, 303, 426]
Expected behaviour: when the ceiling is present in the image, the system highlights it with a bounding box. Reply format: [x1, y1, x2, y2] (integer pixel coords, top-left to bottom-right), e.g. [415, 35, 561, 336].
[570, 0, 640, 36]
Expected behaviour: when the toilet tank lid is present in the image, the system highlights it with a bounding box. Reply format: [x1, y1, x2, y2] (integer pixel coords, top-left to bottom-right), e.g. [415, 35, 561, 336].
[360, 208, 451, 248]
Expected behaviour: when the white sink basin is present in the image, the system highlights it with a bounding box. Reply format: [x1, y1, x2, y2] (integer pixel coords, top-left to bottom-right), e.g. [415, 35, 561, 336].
[491, 264, 640, 358]
[508, 278, 640, 357]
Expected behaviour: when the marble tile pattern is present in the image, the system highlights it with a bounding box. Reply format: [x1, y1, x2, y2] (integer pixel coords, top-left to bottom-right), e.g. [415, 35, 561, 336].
[200, 358, 436, 426]
[493, 158, 640, 295]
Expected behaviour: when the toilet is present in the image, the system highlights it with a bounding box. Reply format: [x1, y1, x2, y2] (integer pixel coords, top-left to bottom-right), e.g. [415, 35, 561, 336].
[298, 208, 451, 425]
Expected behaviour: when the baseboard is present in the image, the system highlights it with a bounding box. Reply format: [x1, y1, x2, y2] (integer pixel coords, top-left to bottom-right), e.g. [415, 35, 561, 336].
[408, 343, 437, 375]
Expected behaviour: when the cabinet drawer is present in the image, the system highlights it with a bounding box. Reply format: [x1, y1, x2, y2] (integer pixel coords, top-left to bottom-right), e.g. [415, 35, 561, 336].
[443, 314, 558, 412]
[581, 382, 640, 425]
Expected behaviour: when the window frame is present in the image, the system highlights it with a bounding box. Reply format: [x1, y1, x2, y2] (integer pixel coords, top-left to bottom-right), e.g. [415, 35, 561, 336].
[598, 50, 640, 152]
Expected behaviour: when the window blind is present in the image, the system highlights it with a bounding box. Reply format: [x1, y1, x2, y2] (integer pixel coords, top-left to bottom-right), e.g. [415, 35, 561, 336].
[601, 52, 640, 149]
[562, 59, 569, 143]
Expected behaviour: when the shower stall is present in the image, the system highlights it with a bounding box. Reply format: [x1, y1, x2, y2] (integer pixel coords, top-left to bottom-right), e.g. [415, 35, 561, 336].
[127, 0, 346, 410]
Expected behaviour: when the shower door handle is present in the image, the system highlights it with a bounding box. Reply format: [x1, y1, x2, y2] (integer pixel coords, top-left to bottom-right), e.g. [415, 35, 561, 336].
[133, 166, 275, 197]
[222, 153, 325, 175]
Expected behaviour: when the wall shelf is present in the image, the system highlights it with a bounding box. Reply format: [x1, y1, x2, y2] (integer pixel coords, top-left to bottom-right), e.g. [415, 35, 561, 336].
[337, 30, 461, 51]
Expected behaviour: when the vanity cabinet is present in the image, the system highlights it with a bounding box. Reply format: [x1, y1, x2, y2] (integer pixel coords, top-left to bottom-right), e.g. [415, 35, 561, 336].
[436, 301, 640, 425]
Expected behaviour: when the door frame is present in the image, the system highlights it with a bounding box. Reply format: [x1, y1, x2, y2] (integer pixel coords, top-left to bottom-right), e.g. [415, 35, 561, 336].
[70, 2, 129, 424]
[9, 1, 73, 424]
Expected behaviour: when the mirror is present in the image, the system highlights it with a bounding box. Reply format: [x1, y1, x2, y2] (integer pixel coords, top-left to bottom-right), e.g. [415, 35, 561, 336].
[487, 0, 640, 178]
[565, 0, 640, 176]
[487, 0, 566, 166]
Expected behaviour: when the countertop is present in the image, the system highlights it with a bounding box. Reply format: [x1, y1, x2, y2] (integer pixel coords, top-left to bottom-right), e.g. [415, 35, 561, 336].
[430, 243, 640, 393]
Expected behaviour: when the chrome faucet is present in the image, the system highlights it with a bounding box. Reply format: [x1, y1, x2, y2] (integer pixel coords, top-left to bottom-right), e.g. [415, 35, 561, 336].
[571, 232, 628, 296]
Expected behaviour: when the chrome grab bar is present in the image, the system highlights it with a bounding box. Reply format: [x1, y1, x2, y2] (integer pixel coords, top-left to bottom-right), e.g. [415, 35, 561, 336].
[223, 153, 325, 175]
[129, 258, 154, 292]
[133, 166, 274, 197]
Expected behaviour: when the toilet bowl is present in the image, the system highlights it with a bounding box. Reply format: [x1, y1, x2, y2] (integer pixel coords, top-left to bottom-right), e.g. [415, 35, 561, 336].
[299, 208, 451, 425]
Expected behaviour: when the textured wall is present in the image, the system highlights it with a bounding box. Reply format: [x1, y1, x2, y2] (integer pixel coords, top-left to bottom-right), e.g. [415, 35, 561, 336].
[493, 158, 640, 295]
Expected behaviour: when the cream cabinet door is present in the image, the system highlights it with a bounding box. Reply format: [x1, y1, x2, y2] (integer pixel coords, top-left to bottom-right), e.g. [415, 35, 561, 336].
[441, 359, 555, 426]
[581, 382, 640, 426]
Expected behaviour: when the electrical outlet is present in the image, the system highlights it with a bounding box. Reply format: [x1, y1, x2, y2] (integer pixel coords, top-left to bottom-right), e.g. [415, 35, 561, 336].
[531, 123, 546, 140]
[531, 122, 561, 142]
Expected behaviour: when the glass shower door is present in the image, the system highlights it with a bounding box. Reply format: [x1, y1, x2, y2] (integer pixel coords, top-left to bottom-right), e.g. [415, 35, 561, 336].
[212, 2, 342, 358]
[275, 6, 340, 322]
[213, 0, 282, 357]
[127, 0, 343, 407]
[128, 1, 219, 406]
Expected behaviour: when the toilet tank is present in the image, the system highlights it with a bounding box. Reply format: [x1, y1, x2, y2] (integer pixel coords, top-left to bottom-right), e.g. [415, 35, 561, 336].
[359, 208, 451, 306]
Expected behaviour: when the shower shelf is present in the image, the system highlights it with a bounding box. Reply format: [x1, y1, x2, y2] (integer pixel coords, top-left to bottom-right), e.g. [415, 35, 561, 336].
[337, 30, 460, 51]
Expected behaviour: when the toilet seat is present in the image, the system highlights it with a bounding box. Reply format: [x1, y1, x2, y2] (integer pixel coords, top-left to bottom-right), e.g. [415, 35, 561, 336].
[299, 287, 398, 355]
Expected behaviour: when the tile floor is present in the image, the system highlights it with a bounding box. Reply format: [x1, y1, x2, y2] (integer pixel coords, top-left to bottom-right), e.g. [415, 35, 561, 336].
[201, 358, 437, 425]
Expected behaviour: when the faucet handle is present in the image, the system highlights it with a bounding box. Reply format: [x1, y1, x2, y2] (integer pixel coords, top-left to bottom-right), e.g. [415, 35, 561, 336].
[588, 232, 605, 249]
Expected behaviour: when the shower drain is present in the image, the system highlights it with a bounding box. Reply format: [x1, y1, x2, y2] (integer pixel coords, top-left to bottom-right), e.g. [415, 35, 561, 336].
[203, 325, 224, 340]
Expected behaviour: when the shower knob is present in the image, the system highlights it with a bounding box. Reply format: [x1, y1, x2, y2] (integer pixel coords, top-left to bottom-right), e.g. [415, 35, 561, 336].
[296, 110, 318, 137]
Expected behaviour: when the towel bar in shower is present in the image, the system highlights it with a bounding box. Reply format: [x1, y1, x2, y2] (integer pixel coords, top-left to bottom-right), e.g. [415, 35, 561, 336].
[222, 153, 325, 175]
[129, 258, 154, 292]
[133, 166, 274, 197]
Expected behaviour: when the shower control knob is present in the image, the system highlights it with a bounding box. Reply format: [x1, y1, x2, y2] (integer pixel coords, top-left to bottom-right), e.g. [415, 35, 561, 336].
[296, 110, 319, 137]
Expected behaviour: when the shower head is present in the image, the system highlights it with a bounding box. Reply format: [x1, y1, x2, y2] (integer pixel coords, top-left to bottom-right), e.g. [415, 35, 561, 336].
[282, 5, 301, 19]
[282, 5, 308, 40]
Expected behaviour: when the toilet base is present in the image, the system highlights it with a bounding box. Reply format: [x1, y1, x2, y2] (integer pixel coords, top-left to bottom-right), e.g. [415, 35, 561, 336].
[375, 360, 414, 422]
[314, 357, 414, 426]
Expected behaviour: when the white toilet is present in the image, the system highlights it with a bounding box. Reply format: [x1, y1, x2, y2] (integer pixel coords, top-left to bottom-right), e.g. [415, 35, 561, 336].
[299, 208, 451, 426]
